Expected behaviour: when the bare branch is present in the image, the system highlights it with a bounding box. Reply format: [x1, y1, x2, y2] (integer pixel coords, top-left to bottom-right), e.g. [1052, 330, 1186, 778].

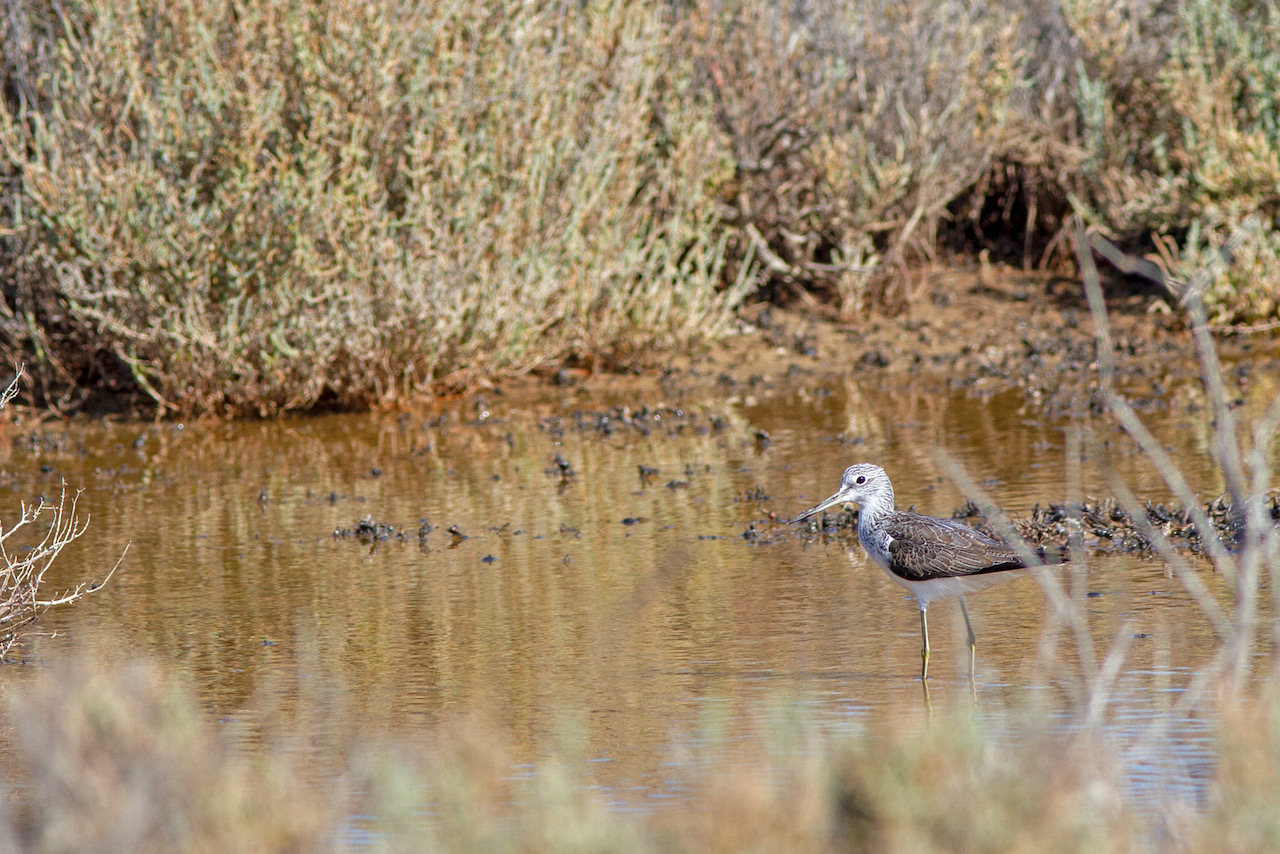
[0, 364, 24, 409]
[0, 369, 123, 657]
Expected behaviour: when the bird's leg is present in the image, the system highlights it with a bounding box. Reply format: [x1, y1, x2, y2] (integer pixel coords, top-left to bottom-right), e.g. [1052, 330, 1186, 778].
[959, 596, 976, 680]
[919, 605, 930, 681]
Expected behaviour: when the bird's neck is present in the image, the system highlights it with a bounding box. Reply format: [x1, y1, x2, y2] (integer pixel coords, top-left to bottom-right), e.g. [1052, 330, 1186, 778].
[856, 489, 896, 534]
[855, 489, 896, 571]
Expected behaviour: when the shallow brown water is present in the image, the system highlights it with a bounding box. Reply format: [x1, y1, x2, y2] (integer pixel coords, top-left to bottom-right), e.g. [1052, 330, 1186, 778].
[3, 370, 1274, 820]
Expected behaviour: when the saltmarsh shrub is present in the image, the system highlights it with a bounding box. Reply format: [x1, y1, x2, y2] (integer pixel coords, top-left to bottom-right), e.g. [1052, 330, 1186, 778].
[677, 0, 1026, 315]
[1069, 0, 1280, 325]
[2, 0, 1280, 415]
[0, 0, 747, 416]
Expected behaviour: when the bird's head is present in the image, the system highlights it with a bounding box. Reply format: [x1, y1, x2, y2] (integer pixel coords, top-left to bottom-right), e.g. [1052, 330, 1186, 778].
[788, 463, 894, 524]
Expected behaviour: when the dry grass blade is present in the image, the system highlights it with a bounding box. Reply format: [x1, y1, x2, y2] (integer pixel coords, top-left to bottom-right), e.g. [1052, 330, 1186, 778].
[1075, 224, 1237, 573]
[933, 215, 1279, 708]
[1090, 441, 1230, 639]
[930, 449, 1101, 703]
[1077, 215, 1279, 693]
[1249, 391, 1280, 656]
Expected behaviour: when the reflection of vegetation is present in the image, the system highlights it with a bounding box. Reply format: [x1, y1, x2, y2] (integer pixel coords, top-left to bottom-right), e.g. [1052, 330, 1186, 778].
[2, 0, 1279, 414]
[0, 368, 118, 656]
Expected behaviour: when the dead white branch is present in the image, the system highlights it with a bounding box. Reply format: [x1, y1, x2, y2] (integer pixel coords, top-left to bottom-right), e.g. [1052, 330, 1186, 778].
[0, 367, 123, 657]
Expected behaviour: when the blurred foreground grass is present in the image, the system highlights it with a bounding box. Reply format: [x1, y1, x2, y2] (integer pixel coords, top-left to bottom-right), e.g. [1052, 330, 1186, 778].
[3, 655, 1279, 853]
[0, 0, 1279, 415]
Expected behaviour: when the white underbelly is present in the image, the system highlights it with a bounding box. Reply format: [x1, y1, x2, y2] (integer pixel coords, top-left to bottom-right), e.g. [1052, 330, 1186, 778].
[878, 564, 1029, 609]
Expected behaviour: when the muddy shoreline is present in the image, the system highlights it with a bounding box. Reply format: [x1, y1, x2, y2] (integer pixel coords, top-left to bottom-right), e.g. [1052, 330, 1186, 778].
[496, 268, 1278, 420]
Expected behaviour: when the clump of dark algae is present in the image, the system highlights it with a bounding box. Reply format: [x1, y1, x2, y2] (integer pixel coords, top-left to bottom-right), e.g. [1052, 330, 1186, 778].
[1006, 494, 1278, 555]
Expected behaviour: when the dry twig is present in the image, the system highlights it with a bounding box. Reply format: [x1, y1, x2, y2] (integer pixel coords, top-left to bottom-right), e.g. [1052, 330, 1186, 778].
[0, 365, 123, 657]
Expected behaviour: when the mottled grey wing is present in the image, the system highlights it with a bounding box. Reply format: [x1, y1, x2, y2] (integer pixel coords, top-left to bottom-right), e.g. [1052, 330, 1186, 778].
[883, 513, 1025, 580]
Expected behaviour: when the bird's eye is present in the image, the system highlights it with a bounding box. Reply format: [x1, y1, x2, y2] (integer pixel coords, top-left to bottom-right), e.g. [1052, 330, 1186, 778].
[855, 476, 866, 484]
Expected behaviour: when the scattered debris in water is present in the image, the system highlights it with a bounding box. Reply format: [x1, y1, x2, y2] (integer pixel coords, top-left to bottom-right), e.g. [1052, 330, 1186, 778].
[16, 431, 77, 454]
[549, 453, 574, 478]
[333, 516, 397, 542]
[331, 516, 444, 548]
[535, 406, 734, 442]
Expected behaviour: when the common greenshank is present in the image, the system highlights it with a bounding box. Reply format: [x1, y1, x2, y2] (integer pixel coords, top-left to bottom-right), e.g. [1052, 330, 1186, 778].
[790, 463, 1063, 680]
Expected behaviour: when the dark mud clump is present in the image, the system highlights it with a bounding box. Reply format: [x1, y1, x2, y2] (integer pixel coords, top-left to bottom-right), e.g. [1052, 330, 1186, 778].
[333, 516, 398, 542]
[334, 516, 434, 545]
[1006, 493, 1279, 554]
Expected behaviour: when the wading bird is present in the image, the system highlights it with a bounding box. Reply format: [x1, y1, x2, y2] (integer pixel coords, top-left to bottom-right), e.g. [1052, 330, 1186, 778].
[789, 463, 1062, 680]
